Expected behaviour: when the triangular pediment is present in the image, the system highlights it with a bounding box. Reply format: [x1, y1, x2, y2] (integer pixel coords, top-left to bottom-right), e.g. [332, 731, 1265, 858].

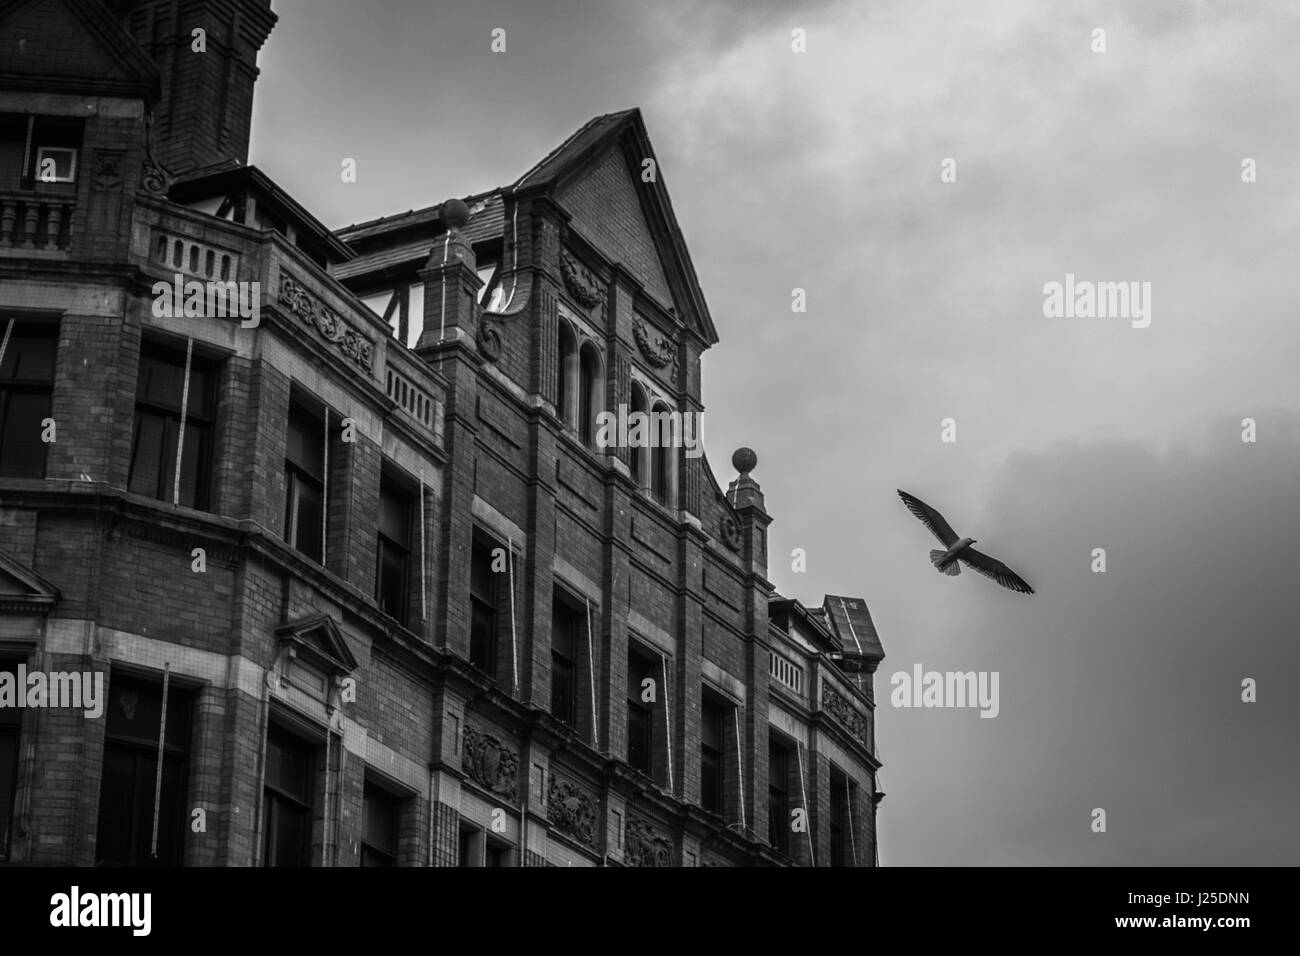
[514, 109, 719, 346]
[558, 147, 675, 309]
[274, 613, 359, 675]
[0, 547, 59, 615]
[0, 0, 159, 101]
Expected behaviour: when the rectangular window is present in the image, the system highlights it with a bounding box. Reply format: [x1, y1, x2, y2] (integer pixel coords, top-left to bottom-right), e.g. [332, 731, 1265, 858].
[262, 723, 315, 867]
[700, 693, 726, 815]
[128, 341, 217, 510]
[485, 838, 510, 867]
[94, 672, 192, 866]
[0, 668, 20, 861]
[768, 735, 791, 856]
[0, 115, 83, 189]
[458, 824, 482, 867]
[550, 593, 582, 727]
[360, 782, 399, 867]
[284, 396, 326, 562]
[0, 319, 57, 479]
[469, 537, 499, 677]
[830, 767, 849, 867]
[627, 649, 656, 776]
[376, 474, 413, 626]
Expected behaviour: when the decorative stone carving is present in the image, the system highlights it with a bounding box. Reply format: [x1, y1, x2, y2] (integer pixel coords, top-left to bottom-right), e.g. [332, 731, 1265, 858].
[624, 817, 672, 867]
[633, 316, 675, 369]
[462, 725, 519, 799]
[719, 514, 741, 551]
[476, 317, 503, 362]
[92, 151, 123, 189]
[822, 686, 868, 744]
[559, 249, 605, 308]
[278, 275, 375, 373]
[546, 774, 596, 846]
[139, 112, 172, 197]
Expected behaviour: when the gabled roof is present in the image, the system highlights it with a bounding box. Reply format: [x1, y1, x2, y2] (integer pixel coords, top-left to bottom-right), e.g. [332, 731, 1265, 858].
[514, 108, 719, 345]
[331, 109, 720, 345]
[0, 0, 160, 102]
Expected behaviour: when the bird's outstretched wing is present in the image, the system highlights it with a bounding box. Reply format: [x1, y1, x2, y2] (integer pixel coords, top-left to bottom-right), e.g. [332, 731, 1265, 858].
[960, 547, 1035, 595]
[897, 490, 959, 547]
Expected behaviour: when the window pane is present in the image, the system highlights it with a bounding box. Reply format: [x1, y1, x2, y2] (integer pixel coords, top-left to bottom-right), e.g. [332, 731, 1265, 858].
[362, 785, 397, 857]
[701, 751, 721, 813]
[265, 726, 313, 802]
[470, 602, 496, 674]
[287, 472, 323, 561]
[286, 401, 324, 477]
[265, 795, 310, 867]
[0, 391, 50, 478]
[378, 541, 409, 625]
[379, 482, 410, 544]
[128, 412, 168, 497]
[137, 353, 186, 408]
[627, 704, 651, 773]
[551, 658, 573, 724]
[0, 729, 17, 860]
[0, 327, 57, 382]
[176, 420, 208, 509]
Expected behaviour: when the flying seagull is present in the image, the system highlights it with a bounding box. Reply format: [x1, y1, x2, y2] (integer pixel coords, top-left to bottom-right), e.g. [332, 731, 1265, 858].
[897, 489, 1035, 595]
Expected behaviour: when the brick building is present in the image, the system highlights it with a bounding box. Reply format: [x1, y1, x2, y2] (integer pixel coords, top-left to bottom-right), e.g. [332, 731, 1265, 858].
[0, 0, 885, 867]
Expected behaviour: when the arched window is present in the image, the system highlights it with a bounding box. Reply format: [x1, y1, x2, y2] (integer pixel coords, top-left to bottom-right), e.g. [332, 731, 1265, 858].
[578, 343, 602, 447]
[650, 401, 674, 506]
[630, 382, 648, 485]
[557, 321, 577, 427]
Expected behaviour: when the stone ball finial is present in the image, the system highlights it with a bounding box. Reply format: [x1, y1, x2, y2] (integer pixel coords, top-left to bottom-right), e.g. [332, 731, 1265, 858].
[439, 198, 470, 230]
[732, 447, 757, 476]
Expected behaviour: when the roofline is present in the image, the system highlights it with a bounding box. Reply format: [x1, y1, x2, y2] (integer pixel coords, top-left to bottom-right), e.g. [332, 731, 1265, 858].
[170, 164, 355, 262]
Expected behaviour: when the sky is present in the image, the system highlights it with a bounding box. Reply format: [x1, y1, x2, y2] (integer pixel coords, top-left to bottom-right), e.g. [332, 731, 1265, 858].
[250, 0, 1300, 865]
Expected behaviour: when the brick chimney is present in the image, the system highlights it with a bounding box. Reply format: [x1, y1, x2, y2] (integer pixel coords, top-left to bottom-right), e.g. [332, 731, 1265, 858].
[114, 0, 277, 175]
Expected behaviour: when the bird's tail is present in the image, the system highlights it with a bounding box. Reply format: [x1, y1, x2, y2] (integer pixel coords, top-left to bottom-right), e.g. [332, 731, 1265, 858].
[931, 549, 961, 576]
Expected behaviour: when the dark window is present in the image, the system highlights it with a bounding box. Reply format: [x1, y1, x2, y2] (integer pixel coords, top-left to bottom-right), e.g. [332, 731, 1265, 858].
[0, 114, 82, 190]
[262, 723, 315, 867]
[284, 397, 326, 562]
[627, 650, 655, 776]
[376, 475, 413, 626]
[629, 385, 647, 485]
[360, 782, 399, 867]
[830, 768, 849, 867]
[0, 319, 57, 479]
[128, 341, 217, 510]
[485, 840, 509, 867]
[650, 403, 671, 505]
[768, 736, 791, 856]
[557, 322, 576, 426]
[0, 668, 20, 861]
[550, 594, 582, 727]
[578, 345, 600, 446]
[700, 694, 725, 815]
[94, 673, 192, 866]
[458, 825, 479, 867]
[469, 538, 498, 677]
